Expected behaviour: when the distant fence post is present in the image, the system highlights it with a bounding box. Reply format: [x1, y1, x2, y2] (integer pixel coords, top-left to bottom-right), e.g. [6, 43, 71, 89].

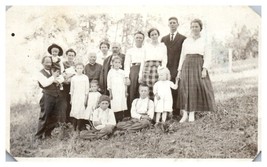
[228, 48, 233, 73]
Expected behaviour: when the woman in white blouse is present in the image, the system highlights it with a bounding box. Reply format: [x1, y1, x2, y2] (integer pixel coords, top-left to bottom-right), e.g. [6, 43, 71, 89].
[177, 19, 215, 123]
[124, 31, 146, 116]
[138, 28, 167, 99]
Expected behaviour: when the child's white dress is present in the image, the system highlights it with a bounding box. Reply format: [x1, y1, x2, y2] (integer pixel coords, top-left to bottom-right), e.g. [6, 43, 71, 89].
[85, 91, 102, 120]
[153, 80, 177, 113]
[107, 68, 127, 112]
[70, 74, 89, 119]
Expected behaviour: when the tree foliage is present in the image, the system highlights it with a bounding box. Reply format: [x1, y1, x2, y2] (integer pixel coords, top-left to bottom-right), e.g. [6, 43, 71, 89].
[226, 24, 259, 61]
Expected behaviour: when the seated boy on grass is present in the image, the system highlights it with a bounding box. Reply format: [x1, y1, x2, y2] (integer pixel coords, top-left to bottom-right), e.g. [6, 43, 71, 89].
[79, 95, 116, 140]
[116, 84, 154, 133]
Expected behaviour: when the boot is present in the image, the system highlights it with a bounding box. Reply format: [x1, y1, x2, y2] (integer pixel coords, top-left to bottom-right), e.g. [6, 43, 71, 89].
[179, 110, 188, 123]
[188, 112, 195, 122]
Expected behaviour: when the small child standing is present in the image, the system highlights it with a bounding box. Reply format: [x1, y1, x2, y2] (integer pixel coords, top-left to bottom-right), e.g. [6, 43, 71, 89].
[153, 67, 179, 124]
[85, 80, 102, 122]
[107, 56, 128, 123]
[70, 63, 89, 134]
[47, 43, 65, 73]
[47, 44, 65, 90]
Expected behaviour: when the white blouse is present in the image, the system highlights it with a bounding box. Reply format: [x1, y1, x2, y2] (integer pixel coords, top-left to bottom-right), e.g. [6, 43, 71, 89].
[139, 42, 168, 78]
[178, 36, 211, 71]
[96, 51, 112, 65]
[124, 46, 145, 77]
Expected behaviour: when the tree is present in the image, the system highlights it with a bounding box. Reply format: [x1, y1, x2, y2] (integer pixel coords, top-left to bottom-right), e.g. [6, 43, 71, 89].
[226, 24, 258, 60]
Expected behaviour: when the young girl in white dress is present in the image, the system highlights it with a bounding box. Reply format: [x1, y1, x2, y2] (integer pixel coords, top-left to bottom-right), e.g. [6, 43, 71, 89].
[70, 63, 89, 133]
[107, 56, 128, 123]
[153, 67, 179, 124]
[85, 80, 102, 122]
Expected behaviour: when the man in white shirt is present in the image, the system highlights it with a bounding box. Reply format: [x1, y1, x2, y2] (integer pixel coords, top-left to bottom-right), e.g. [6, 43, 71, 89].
[35, 56, 64, 140]
[116, 84, 154, 133]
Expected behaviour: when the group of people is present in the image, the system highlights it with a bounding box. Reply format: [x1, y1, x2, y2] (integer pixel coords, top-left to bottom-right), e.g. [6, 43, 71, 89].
[36, 17, 216, 141]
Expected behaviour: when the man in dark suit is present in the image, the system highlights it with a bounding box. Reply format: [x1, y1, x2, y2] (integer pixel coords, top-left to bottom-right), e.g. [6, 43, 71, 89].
[99, 42, 125, 95]
[161, 17, 186, 119]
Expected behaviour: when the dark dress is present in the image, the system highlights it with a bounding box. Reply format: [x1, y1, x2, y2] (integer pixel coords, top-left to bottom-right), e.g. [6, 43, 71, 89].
[84, 63, 102, 82]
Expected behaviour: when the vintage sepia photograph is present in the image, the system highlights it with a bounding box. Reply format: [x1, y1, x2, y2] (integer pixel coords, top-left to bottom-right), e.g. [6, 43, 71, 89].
[6, 5, 260, 161]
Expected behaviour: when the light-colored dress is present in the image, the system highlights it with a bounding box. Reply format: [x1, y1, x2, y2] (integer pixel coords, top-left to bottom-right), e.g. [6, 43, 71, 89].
[70, 74, 89, 119]
[85, 91, 102, 120]
[153, 80, 178, 113]
[107, 68, 127, 112]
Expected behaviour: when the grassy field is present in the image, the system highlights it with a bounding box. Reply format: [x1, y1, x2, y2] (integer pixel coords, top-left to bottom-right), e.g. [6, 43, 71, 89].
[8, 65, 258, 159]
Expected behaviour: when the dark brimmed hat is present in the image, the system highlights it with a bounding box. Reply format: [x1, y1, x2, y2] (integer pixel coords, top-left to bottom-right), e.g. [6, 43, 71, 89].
[47, 44, 63, 56]
[98, 95, 110, 104]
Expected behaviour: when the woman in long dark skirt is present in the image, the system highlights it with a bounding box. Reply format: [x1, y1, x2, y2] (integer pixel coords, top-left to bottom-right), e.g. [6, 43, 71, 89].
[177, 19, 215, 122]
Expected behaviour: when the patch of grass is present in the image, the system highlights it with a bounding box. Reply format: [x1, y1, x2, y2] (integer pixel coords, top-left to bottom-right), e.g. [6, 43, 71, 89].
[9, 70, 258, 159]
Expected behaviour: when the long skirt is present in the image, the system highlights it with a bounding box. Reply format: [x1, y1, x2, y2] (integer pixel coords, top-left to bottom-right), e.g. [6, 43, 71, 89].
[177, 54, 215, 112]
[141, 60, 162, 99]
[127, 64, 140, 116]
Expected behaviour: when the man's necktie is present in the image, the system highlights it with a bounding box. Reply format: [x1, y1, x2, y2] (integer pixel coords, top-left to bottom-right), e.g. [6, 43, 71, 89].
[171, 33, 174, 41]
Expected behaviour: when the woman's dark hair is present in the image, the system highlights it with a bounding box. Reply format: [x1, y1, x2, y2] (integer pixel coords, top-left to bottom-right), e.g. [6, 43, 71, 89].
[65, 48, 76, 56]
[99, 41, 110, 49]
[148, 28, 160, 38]
[134, 31, 145, 38]
[191, 19, 203, 31]
[139, 83, 149, 90]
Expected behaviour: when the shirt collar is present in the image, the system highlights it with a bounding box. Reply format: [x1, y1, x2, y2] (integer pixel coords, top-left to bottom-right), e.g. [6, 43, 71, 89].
[139, 97, 149, 101]
[170, 31, 178, 36]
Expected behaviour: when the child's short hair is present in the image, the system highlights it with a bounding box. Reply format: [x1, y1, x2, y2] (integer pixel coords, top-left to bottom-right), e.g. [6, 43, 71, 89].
[75, 62, 84, 68]
[66, 48, 76, 56]
[157, 67, 171, 80]
[90, 80, 99, 86]
[111, 56, 122, 65]
[98, 95, 110, 104]
[139, 83, 149, 90]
